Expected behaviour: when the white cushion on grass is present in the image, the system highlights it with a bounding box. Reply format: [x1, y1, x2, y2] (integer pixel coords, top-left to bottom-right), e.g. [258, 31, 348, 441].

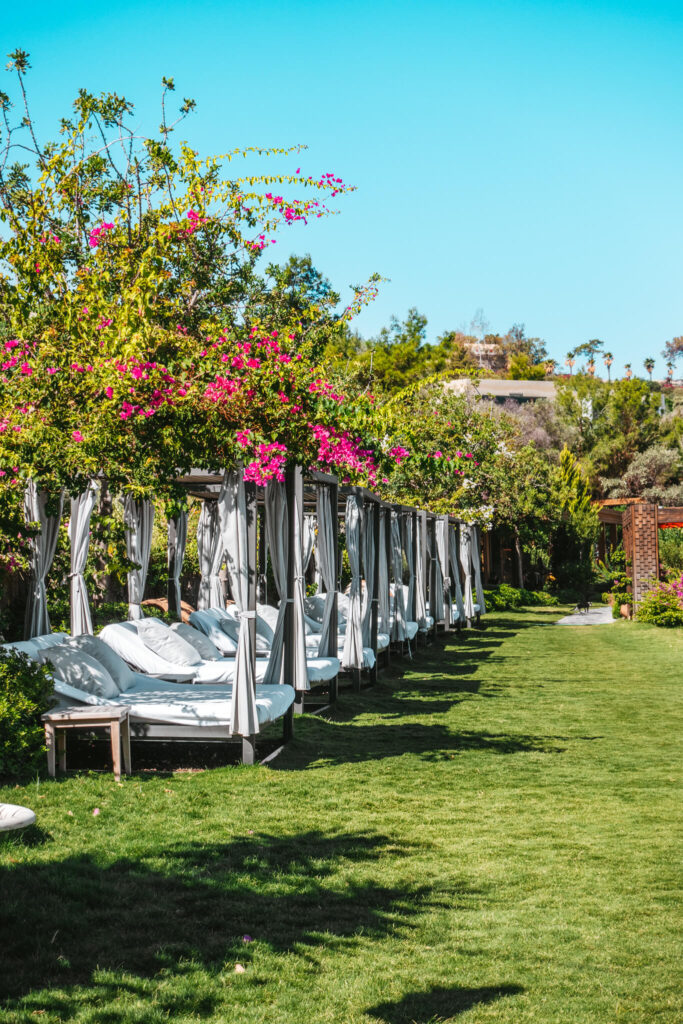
[66, 634, 139, 693]
[100, 623, 196, 683]
[171, 622, 223, 661]
[135, 617, 202, 666]
[38, 646, 120, 699]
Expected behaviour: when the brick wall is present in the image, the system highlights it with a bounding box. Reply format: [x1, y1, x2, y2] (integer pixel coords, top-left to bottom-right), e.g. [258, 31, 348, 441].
[623, 504, 659, 607]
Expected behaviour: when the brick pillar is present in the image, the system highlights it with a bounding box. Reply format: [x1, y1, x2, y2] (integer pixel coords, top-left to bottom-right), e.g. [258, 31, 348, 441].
[624, 504, 659, 608]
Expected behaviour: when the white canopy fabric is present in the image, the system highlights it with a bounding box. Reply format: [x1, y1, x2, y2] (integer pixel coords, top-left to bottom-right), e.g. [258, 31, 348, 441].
[378, 510, 390, 636]
[263, 481, 287, 686]
[23, 482, 63, 639]
[471, 525, 487, 614]
[69, 483, 98, 636]
[390, 512, 407, 642]
[341, 495, 364, 670]
[196, 499, 224, 610]
[123, 496, 154, 620]
[414, 515, 428, 628]
[219, 470, 259, 737]
[435, 519, 450, 626]
[316, 484, 337, 657]
[168, 511, 188, 615]
[430, 521, 445, 624]
[459, 524, 476, 620]
[448, 525, 467, 624]
[361, 502, 375, 647]
[303, 514, 316, 572]
[402, 514, 415, 623]
[291, 481, 309, 692]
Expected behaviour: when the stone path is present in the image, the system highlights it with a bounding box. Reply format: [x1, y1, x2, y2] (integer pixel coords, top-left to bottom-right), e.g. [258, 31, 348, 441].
[556, 605, 615, 626]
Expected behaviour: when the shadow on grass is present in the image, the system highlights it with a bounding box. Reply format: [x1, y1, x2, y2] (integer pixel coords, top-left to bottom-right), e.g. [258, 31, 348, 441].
[281, 717, 567, 769]
[0, 830, 475, 1005]
[367, 982, 524, 1022]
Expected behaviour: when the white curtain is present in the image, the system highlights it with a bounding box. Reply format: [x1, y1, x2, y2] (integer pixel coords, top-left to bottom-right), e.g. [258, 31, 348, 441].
[316, 485, 337, 657]
[430, 520, 445, 624]
[415, 514, 428, 628]
[459, 524, 476, 620]
[291, 481, 309, 691]
[124, 496, 154, 620]
[69, 483, 98, 636]
[378, 510, 390, 635]
[23, 482, 63, 639]
[402, 515, 415, 622]
[341, 495, 364, 670]
[471, 525, 487, 614]
[390, 512, 406, 642]
[167, 510, 188, 615]
[303, 514, 316, 572]
[196, 500, 224, 610]
[219, 470, 259, 737]
[264, 481, 287, 685]
[361, 502, 375, 647]
[449, 525, 466, 624]
[435, 519, 450, 625]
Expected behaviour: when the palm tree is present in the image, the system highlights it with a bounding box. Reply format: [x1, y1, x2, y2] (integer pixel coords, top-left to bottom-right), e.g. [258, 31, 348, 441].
[666, 360, 674, 383]
[545, 359, 556, 377]
[565, 354, 575, 376]
[624, 363, 633, 380]
[587, 356, 596, 377]
[603, 351, 614, 382]
[644, 357, 655, 381]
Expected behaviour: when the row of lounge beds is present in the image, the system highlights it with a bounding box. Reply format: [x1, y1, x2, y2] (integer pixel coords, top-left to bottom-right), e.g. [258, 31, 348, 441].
[12, 470, 485, 763]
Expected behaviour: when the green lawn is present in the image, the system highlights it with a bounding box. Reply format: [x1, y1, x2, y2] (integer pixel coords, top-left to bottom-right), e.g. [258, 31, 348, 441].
[1, 610, 681, 1023]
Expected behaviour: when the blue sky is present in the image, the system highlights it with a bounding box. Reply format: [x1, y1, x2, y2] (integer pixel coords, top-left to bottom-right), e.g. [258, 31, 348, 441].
[3, 0, 683, 376]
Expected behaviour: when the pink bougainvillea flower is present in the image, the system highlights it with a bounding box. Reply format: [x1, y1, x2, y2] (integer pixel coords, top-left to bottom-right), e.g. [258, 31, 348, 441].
[92, 808, 100, 816]
[71, 431, 84, 442]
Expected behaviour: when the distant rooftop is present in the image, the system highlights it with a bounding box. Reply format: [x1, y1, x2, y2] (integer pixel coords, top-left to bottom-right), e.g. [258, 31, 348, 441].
[445, 378, 557, 402]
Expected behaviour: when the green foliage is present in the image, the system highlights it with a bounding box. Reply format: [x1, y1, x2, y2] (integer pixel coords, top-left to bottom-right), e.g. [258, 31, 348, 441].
[0, 649, 52, 778]
[636, 586, 683, 628]
[659, 529, 683, 572]
[483, 584, 559, 610]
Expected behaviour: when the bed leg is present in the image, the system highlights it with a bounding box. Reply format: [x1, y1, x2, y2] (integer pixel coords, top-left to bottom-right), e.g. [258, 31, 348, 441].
[283, 704, 294, 743]
[329, 674, 338, 704]
[241, 734, 256, 765]
[353, 668, 362, 692]
[294, 693, 305, 715]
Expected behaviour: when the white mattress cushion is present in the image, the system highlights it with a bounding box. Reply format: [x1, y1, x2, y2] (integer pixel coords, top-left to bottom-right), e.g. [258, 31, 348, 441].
[171, 622, 223, 661]
[135, 617, 202, 666]
[66, 634, 139, 693]
[305, 656, 340, 683]
[38, 646, 120, 699]
[52, 678, 295, 729]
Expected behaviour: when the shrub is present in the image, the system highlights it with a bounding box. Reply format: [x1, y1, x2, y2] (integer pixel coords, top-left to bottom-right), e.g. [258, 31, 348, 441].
[637, 577, 683, 628]
[483, 585, 559, 611]
[0, 649, 53, 778]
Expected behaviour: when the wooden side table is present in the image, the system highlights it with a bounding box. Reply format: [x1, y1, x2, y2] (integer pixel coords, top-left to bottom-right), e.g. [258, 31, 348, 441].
[42, 706, 132, 781]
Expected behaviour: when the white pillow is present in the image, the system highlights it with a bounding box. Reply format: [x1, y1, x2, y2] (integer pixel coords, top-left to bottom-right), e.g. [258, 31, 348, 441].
[38, 646, 120, 699]
[67, 634, 139, 693]
[171, 622, 223, 661]
[220, 611, 271, 653]
[135, 617, 202, 666]
[188, 611, 238, 655]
